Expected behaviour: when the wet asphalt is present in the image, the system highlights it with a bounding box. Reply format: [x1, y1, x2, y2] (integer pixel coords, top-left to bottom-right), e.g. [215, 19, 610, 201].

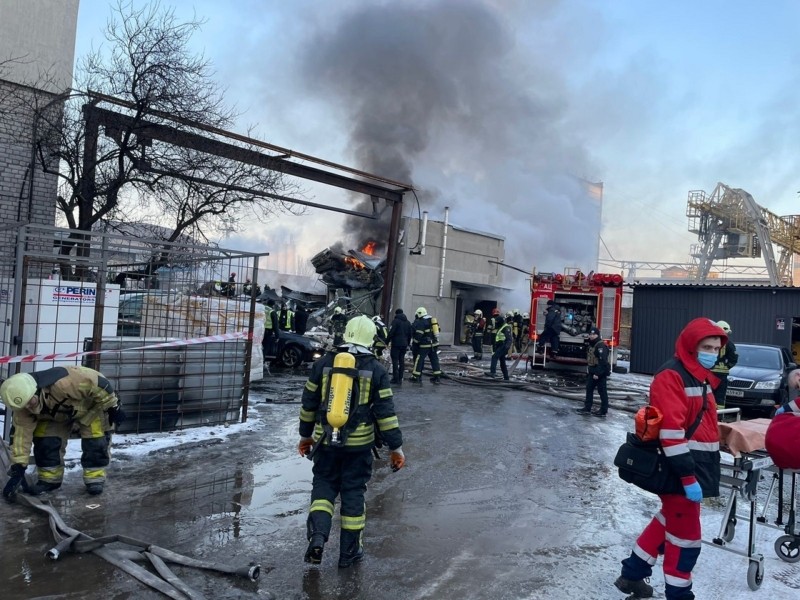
[0, 363, 656, 600]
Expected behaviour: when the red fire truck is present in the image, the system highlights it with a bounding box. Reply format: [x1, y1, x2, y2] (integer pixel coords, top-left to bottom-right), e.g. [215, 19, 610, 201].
[528, 268, 624, 366]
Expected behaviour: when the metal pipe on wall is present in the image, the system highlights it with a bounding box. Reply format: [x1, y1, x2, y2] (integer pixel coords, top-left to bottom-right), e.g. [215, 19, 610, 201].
[438, 207, 449, 299]
[420, 211, 429, 255]
[393, 217, 409, 314]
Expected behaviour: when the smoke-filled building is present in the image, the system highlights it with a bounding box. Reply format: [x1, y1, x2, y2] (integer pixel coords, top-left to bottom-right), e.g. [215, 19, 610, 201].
[392, 211, 506, 346]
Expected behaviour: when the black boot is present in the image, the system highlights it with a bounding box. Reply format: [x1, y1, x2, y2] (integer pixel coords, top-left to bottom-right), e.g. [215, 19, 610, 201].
[86, 483, 104, 496]
[304, 533, 326, 564]
[614, 576, 653, 598]
[29, 481, 61, 495]
[338, 529, 364, 569]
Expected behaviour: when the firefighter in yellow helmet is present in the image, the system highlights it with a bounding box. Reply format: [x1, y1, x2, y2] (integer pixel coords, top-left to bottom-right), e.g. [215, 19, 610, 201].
[1, 367, 122, 500]
[410, 307, 442, 384]
[298, 315, 404, 568]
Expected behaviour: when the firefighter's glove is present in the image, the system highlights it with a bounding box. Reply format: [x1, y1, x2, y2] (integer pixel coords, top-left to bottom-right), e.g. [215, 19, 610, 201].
[298, 437, 314, 457]
[107, 406, 126, 427]
[683, 481, 703, 503]
[390, 448, 405, 472]
[3, 464, 27, 502]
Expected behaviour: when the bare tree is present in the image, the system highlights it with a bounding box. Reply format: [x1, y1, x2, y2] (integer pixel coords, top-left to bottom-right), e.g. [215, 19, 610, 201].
[24, 1, 301, 268]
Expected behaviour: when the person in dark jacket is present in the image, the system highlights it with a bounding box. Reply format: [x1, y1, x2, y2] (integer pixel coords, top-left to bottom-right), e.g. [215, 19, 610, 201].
[298, 316, 404, 568]
[294, 305, 310, 335]
[329, 307, 348, 346]
[710, 320, 738, 408]
[388, 309, 413, 384]
[576, 327, 611, 417]
[537, 300, 562, 355]
[221, 272, 237, 297]
[487, 315, 513, 380]
[615, 317, 726, 600]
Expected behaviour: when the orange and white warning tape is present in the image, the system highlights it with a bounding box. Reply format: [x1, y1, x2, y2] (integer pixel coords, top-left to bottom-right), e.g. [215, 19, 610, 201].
[0, 331, 251, 365]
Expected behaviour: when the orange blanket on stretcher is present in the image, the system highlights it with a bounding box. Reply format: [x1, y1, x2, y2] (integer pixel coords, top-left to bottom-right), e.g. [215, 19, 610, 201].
[718, 416, 800, 469]
[718, 418, 770, 457]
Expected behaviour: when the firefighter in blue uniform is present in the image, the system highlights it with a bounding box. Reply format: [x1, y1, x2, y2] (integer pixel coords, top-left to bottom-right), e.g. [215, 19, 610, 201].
[298, 316, 405, 568]
[410, 307, 442, 384]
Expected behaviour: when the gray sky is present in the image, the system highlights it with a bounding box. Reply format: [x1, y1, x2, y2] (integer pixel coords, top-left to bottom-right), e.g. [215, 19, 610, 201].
[74, 0, 800, 281]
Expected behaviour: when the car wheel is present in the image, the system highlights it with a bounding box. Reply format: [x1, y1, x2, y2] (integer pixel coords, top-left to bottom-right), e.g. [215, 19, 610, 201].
[280, 345, 304, 368]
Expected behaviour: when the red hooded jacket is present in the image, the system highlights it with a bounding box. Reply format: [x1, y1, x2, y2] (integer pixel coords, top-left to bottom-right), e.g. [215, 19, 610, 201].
[652, 317, 728, 496]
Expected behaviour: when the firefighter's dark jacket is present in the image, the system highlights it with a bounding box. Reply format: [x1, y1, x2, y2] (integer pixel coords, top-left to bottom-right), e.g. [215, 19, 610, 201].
[412, 315, 438, 348]
[544, 306, 562, 333]
[587, 338, 611, 377]
[299, 350, 402, 452]
[388, 313, 413, 347]
[711, 340, 738, 375]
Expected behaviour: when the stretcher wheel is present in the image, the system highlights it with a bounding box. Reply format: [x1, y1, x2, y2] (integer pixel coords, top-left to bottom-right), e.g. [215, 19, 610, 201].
[774, 535, 800, 563]
[721, 521, 736, 543]
[747, 560, 764, 591]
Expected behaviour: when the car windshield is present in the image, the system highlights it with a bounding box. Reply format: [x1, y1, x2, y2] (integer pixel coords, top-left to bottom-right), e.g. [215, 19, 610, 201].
[736, 346, 782, 370]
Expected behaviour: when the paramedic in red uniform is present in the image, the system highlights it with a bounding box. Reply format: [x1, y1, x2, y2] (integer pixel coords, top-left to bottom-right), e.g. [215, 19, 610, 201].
[615, 318, 726, 600]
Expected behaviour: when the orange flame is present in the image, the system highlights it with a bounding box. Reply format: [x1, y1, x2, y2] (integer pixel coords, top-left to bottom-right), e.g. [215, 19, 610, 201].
[344, 256, 366, 270]
[361, 241, 377, 256]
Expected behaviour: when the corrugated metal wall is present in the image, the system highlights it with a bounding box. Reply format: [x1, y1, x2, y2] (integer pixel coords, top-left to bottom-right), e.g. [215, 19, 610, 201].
[630, 285, 800, 374]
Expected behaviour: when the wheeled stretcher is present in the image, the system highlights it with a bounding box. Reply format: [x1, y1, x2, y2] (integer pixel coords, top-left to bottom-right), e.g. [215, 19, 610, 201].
[703, 418, 800, 591]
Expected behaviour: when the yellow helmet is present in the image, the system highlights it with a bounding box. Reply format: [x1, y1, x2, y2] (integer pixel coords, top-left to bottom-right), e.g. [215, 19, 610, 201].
[0, 373, 37, 409]
[716, 320, 731, 333]
[333, 306, 343, 315]
[344, 315, 377, 347]
[415, 307, 427, 318]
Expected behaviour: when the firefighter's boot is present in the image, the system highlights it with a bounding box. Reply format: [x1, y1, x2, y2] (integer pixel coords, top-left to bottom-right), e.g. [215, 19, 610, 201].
[614, 576, 653, 598]
[304, 533, 326, 564]
[337, 529, 364, 569]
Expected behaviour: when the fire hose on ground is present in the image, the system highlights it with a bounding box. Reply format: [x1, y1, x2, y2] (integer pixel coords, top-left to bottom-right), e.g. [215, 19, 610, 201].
[410, 347, 650, 414]
[1, 441, 266, 600]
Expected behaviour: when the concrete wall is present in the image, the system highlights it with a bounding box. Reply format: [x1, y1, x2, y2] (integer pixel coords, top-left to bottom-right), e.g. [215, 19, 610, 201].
[393, 215, 506, 345]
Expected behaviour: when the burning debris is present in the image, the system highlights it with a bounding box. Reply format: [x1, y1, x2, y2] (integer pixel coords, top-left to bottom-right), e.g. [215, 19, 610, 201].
[311, 243, 385, 291]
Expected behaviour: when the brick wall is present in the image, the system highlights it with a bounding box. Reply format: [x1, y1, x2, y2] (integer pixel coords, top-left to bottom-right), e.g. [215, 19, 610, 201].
[0, 79, 59, 266]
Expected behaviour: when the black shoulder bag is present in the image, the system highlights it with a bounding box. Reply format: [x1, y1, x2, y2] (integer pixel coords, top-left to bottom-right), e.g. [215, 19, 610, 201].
[614, 385, 707, 495]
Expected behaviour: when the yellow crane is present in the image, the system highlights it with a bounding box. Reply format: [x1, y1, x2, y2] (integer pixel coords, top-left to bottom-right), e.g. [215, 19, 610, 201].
[686, 182, 800, 285]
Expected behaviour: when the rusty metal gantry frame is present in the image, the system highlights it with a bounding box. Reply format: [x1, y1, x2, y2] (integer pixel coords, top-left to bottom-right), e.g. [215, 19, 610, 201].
[686, 182, 800, 285]
[80, 92, 412, 321]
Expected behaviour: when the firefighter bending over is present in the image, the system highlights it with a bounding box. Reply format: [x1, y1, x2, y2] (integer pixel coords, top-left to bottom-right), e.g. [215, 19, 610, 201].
[1, 366, 123, 499]
[298, 315, 404, 568]
[410, 307, 442, 384]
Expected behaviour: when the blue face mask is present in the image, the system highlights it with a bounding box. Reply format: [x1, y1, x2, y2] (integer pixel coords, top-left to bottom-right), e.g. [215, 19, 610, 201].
[697, 351, 717, 369]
